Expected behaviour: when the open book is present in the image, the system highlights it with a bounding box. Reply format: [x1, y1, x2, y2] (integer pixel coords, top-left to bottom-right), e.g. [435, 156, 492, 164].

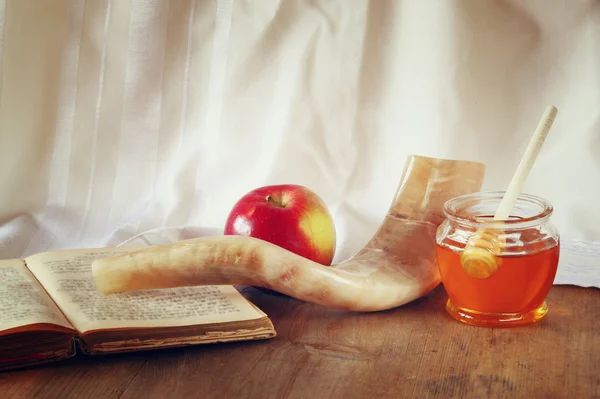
[0, 247, 276, 371]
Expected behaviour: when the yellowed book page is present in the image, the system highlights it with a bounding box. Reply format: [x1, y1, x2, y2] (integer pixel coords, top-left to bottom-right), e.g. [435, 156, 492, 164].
[0, 259, 73, 332]
[24, 247, 267, 334]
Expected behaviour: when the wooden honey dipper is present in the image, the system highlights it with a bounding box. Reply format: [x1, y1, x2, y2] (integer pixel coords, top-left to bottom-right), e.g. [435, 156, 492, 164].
[459, 105, 558, 279]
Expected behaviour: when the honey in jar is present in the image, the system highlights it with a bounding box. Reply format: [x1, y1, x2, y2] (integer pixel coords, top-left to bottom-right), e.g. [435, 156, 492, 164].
[435, 191, 560, 327]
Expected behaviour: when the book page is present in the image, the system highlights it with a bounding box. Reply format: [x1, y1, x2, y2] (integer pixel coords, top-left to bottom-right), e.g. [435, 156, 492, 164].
[25, 247, 268, 333]
[0, 259, 73, 333]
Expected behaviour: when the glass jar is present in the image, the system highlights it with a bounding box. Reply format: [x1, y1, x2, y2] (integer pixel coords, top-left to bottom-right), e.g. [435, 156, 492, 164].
[435, 191, 560, 327]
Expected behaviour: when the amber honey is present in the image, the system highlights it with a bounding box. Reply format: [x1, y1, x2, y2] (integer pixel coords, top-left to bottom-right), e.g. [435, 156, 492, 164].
[436, 242, 559, 327]
[436, 191, 560, 327]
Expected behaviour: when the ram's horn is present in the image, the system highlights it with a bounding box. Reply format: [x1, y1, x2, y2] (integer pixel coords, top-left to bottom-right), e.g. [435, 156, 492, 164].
[92, 155, 486, 312]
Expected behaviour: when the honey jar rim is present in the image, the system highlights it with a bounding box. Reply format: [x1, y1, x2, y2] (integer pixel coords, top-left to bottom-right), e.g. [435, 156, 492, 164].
[443, 191, 554, 229]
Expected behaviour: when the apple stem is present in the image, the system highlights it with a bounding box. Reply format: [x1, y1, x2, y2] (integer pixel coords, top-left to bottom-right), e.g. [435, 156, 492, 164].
[265, 195, 283, 208]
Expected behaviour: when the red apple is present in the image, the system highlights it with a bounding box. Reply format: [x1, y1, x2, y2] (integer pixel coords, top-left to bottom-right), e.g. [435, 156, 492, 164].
[224, 184, 336, 265]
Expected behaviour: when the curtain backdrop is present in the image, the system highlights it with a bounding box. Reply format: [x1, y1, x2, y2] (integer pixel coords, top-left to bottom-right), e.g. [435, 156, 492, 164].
[0, 0, 598, 262]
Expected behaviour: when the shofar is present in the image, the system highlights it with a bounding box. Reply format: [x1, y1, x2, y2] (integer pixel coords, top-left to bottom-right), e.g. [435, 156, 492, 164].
[92, 155, 486, 312]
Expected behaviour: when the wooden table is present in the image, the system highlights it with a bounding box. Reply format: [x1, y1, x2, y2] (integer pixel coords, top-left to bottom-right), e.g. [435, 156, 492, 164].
[1, 285, 598, 398]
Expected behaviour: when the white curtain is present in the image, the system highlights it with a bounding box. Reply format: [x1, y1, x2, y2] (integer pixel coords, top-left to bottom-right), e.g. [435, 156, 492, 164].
[0, 0, 598, 266]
